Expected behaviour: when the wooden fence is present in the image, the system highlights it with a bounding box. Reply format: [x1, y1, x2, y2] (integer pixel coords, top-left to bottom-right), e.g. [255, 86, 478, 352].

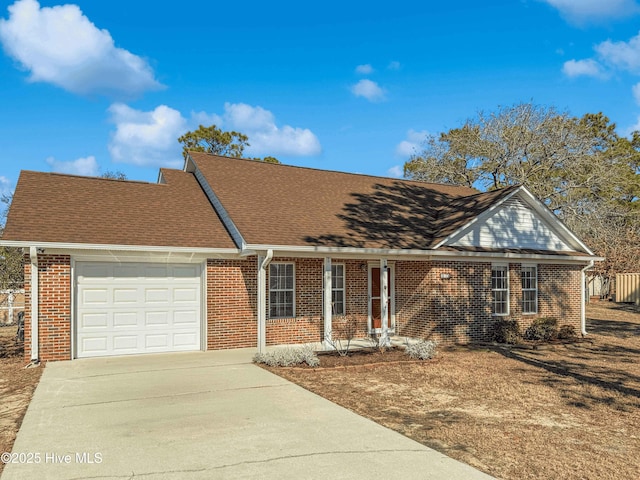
[615, 273, 640, 304]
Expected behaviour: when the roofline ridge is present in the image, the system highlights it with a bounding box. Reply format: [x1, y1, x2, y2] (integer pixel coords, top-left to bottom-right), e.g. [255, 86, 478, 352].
[187, 151, 479, 192]
[20, 170, 155, 185]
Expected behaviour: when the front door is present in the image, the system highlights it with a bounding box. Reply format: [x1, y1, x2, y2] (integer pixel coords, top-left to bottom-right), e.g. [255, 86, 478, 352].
[369, 265, 394, 332]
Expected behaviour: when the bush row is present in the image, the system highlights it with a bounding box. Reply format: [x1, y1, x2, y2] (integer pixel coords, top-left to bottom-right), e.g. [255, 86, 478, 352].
[492, 317, 578, 344]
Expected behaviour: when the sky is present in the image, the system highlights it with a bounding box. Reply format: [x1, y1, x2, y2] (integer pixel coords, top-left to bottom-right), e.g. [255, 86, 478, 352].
[2, 0, 640, 197]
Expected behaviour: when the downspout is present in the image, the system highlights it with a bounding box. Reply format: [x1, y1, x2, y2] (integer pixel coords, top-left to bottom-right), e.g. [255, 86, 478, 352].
[581, 260, 595, 337]
[29, 246, 39, 362]
[257, 250, 273, 353]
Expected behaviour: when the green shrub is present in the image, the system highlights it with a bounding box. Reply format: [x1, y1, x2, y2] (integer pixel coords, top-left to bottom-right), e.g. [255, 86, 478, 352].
[253, 345, 320, 367]
[492, 319, 520, 344]
[557, 324, 577, 340]
[524, 317, 558, 341]
[405, 340, 438, 360]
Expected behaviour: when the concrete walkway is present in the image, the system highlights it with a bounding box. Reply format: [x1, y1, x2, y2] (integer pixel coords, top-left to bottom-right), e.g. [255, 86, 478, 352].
[2, 350, 493, 480]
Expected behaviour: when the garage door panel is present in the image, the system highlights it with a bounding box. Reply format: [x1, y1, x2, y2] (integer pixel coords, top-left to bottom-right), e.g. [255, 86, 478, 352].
[82, 289, 109, 304]
[113, 312, 138, 328]
[76, 262, 201, 358]
[174, 310, 198, 325]
[145, 288, 170, 303]
[173, 332, 198, 347]
[174, 288, 197, 303]
[79, 312, 108, 329]
[113, 335, 139, 351]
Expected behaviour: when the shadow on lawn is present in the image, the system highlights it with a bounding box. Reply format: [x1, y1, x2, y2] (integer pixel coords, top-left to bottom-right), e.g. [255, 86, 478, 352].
[487, 325, 640, 409]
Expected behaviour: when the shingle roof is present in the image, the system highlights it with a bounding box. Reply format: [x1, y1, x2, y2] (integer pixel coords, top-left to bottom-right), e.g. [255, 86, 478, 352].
[190, 152, 519, 250]
[2, 169, 236, 249]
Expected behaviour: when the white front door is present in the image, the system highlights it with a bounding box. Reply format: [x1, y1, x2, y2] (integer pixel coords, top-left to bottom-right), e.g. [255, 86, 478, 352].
[75, 262, 202, 358]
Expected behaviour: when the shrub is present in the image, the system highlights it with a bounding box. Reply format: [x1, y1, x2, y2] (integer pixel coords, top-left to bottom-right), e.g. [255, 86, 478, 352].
[253, 345, 320, 367]
[524, 317, 558, 341]
[557, 324, 578, 340]
[405, 340, 438, 360]
[492, 319, 520, 344]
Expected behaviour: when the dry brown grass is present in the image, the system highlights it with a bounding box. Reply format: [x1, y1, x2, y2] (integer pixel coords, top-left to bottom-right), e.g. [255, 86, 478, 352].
[269, 304, 640, 480]
[0, 326, 42, 476]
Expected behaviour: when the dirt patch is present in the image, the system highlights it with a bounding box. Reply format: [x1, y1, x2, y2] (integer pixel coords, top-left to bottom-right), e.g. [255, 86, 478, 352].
[0, 325, 42, 476]
[267, 304, 640, 480]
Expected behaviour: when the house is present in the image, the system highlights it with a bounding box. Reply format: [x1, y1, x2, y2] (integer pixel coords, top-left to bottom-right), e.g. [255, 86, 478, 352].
[0, 152, 600, 362]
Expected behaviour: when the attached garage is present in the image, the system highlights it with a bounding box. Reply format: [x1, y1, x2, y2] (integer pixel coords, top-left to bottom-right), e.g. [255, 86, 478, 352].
[75, 262, 203, 358]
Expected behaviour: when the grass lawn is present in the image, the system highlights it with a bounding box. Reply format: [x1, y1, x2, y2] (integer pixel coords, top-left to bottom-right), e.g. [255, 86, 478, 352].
[267, 304, 640, 480]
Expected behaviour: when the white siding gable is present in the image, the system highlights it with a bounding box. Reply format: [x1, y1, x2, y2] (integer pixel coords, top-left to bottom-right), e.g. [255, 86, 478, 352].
[446, 197, 575, 252]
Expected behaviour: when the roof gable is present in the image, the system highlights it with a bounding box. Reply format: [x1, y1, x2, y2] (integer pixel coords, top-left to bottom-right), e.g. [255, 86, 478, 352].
[440, 188, 591, 254]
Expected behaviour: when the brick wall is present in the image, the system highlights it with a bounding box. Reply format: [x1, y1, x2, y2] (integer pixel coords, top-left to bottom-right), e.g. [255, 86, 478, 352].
[207, 258, 258, 349]
[23, 254, 71, 362]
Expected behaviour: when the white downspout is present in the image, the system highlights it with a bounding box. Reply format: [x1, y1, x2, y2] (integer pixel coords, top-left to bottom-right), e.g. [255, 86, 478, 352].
[257, 250, 273, 353]
[581, 260, 595, 337]
[29, 246, 39, 362]
[323, 257, 332, 350]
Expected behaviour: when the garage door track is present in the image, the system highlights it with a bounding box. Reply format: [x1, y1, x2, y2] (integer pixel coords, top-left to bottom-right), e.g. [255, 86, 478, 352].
[2, 350, 493, 479]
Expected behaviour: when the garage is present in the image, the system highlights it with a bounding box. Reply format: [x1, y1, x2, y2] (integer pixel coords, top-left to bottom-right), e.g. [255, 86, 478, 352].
[75, 262, 202, 358]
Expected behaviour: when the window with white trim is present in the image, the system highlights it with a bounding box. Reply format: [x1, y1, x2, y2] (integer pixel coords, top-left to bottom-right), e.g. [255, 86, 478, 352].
[269, 263, 295, 318]
[331, 264, 345, 315]
[491, 265, 509, 315]
[521, 265, 538, 314]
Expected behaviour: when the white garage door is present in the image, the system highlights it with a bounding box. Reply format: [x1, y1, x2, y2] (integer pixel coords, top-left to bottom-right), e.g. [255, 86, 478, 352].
[76, 262, 202, 358]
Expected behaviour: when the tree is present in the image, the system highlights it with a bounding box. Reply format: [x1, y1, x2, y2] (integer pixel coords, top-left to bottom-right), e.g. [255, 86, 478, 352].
[100, 170, 127, 180]
[178, 124, 279, 163]
[0, 193, 24, 291]
[404, 102, 640, 275]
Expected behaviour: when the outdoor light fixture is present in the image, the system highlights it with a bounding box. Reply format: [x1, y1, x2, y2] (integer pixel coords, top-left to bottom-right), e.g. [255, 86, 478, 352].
[440, 273, 451, 280]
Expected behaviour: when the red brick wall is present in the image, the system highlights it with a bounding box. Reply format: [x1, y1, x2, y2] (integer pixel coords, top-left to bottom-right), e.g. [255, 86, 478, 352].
[23, 254, 71, 362]
[207, 258, 257, 349]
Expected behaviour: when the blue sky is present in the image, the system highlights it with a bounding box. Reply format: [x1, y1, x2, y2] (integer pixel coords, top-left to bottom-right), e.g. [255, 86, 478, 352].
[2, 0, 640, 196]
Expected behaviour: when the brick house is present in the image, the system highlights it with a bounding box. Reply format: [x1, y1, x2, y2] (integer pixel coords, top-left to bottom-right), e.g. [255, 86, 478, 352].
[0, 152, 600, 362]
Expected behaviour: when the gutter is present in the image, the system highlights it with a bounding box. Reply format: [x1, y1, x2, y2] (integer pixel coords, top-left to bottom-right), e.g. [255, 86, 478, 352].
[581, 260, 595, 336]
[29, 246, 39, 363]
[257, 250, 274, 353]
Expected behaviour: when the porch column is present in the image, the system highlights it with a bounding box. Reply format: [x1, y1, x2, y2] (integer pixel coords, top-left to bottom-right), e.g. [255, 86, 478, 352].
[379, 257, 390, 347]
[323, 257, 332, 349]
[257, 250, 273, 353]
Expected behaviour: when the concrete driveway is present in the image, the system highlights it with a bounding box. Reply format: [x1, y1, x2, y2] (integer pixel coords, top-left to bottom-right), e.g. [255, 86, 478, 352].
[2, 350, 493, 480]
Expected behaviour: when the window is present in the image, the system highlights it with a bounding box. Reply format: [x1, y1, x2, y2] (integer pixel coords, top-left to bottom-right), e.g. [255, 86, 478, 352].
[269, 263, 294, 317]
[331, 264, 345, 315]
[521, 265, 538, 314]
[491, 265, 509, 315]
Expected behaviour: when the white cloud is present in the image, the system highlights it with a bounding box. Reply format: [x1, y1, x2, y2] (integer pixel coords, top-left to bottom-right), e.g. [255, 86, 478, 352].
[387, 61, 401, 70]
[633, 83, 640, 105]
[108, 103, 186, 168]
[107, 102, 321, 165]
[387, 165, 403, 178]
[0, 176, 12, 195]
[355, 64, 373, 74]
[351, 79, 386, 102]
[395, 129, 429, 157]
[542, 0, 640, 24]
[45, 155, 99, 176]
[222, 103, 321, 156]
[0, 0, 162, 97]
[562, 58, 603, 77]
[595, 32, 640, 73]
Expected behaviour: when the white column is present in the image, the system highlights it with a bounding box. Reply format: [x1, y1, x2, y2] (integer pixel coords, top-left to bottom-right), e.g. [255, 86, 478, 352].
[323, 257, 332, 349]
[29, 246, 39, 361]
[379, 257, 390, 347]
